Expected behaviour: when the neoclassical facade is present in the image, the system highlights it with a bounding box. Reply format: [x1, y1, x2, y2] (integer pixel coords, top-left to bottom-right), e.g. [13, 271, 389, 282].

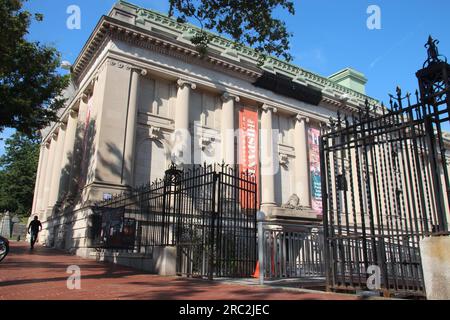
[31, 1, 380, 253]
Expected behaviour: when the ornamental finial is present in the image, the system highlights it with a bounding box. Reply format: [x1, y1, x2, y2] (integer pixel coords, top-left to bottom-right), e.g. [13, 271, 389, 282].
[424, 36, 447, 67]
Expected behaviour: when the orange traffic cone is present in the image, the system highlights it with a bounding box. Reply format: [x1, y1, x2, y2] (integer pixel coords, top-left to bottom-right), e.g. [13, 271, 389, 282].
[252, 261, 260, 278]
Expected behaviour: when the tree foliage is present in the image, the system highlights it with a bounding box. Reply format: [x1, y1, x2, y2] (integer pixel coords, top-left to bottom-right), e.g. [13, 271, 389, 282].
[168, 0, 295, 61]
[0, 0, 69, 137]
[0, 132, 40, 217]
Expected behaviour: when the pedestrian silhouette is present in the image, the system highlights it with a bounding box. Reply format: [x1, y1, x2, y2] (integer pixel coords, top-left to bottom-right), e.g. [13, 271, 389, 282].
[28, 216, 42, 250]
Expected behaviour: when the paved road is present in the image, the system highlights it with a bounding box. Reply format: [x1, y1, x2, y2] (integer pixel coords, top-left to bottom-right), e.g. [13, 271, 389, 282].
[0, 242, 356, 300]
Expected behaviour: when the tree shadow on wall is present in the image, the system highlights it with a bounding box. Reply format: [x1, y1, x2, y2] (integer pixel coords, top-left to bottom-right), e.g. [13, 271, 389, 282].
[45, 117, 98, 252]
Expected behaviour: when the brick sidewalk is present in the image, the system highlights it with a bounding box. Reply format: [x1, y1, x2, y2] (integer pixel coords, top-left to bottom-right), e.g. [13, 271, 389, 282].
[0, 242, 356, 300]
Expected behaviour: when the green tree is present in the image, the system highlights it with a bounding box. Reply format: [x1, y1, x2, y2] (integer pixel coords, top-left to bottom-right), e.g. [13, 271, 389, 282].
[0, 0, 69, 136]
[168, 0, 295, 61]
[0, 132, 40, 217]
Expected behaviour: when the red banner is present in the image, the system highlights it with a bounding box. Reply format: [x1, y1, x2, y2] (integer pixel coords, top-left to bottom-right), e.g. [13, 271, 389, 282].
[239, 108, 259, 208]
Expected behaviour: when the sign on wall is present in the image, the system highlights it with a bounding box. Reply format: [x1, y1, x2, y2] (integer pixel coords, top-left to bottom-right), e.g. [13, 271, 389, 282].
[100, 207, 136, 249]
[308, 128, 322, 214]
[239, 107, 259, 208]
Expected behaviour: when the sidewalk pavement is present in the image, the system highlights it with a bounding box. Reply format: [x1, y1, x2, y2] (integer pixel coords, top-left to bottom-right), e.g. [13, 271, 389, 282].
[0, 242, 357, 300]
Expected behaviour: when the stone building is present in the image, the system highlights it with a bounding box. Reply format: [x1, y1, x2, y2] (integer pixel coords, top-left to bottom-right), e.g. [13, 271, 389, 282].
[31, 1, 380, 260]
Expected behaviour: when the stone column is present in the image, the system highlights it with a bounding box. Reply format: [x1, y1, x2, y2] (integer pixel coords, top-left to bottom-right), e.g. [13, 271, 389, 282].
[260, 104, 278, 207]
[173, 79, 196, 165]
[41, 134, 57, 219]
[48, 126, 67, 212]
[122, 68, 147, 188]
[221, 92, 239, 165]
[36, 143, 50, 215]
[68, 94, 89, 198]
[294, 115, 311, 207]
[58, 109, 79, 204]
[31, 144, 45, 215]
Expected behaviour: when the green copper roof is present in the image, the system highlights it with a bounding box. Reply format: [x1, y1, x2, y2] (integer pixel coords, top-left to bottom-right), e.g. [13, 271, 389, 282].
[329, 68, 368, 95]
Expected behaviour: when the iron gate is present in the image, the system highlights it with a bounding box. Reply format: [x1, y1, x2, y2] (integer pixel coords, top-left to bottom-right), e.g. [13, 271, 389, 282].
[92, 163, 257, 279]
[261, 223, 325, 279]
[320, 37, 450, 297]
[169, 164, 258, 278]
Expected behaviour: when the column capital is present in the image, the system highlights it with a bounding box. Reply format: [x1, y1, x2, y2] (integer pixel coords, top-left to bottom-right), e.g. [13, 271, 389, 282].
[221, 92, 240, 103]
[262, 104, 277, 114]
[132, 67, 147, 76]
[91, 72, 99, 85]
[177, 79, 197, 90]
[81, 92, 90, 104]
[69, 109, 78, 119]
[107, 59, 146, 75]
[295, 114, 310, 123]
[88, 75, 98, 88]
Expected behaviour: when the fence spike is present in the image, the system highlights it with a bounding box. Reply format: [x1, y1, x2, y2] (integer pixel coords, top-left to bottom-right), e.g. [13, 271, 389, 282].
[396, 86, 402, 98]
[406, 92, 412, 107]
[415, 89, 420, 104]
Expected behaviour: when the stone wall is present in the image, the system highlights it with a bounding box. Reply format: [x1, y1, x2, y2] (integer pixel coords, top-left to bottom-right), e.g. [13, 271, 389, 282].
[0, 212, 27, 240]
[42, 206, 177, 276]
[0, 213, 11, 237]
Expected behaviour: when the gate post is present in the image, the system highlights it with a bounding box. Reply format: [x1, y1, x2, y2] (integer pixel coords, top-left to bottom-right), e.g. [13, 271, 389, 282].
[164, 163, 183, 243]
[424, 116, 449, 234]
[319, 132, 332, 291]
[208, 172, 219, 280]
[257, 211, 265, 285]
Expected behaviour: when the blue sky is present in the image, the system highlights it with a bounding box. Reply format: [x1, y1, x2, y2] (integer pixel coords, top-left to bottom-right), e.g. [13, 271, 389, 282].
[1, 0, 450, 155]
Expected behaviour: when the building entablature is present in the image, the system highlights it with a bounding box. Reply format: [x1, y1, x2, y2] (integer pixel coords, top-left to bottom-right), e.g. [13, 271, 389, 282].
[71, 1, 379, 114]
[42, 56, 334, 145]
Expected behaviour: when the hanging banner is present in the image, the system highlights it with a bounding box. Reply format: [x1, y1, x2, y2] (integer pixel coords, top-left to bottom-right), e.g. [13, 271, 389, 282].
[308, 128, 322, 214]
[239, 107, 259, 208]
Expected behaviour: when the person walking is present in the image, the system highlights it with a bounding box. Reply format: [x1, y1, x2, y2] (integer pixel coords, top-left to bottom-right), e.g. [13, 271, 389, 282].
[28, 216, 42, 250]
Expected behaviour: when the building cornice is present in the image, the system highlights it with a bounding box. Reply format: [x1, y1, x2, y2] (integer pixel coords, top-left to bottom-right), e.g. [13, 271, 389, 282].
[71, 1, 379, 111]
[72, 16, 261, 84]
[105, 52, 333, 124]
[126, 0, 379, 106]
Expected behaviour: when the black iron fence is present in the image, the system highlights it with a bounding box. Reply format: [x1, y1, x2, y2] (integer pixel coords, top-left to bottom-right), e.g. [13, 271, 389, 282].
[91, 163, 257, 279]
[320, 39, 450, 297]
[261, 223, 325, 279]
